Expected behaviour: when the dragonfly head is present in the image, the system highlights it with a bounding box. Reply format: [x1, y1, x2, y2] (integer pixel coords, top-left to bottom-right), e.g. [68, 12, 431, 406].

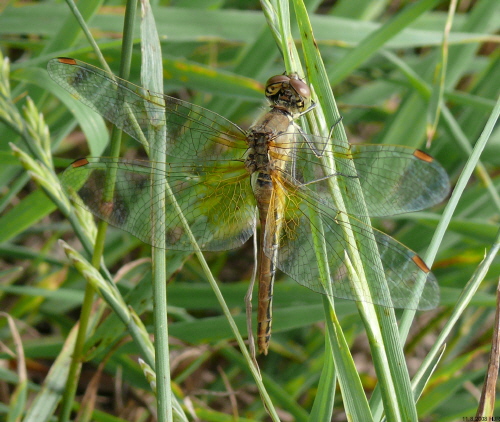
[265, 74, 311, 114]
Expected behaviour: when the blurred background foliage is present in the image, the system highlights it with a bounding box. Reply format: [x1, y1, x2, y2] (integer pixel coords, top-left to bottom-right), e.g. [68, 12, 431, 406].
[0, 0, 499, 420]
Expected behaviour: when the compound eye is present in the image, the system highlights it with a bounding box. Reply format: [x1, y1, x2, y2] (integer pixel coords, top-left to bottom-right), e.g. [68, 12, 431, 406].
[289, 78, 311, 99]
[265, 74, 290, 96]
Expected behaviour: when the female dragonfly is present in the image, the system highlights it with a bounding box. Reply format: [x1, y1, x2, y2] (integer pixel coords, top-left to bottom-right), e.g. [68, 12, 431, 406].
[48, 58, 449, 354]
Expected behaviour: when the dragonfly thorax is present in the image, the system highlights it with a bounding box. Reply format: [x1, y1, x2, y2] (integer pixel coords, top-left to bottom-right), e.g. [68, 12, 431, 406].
[245, 107, 294, 175]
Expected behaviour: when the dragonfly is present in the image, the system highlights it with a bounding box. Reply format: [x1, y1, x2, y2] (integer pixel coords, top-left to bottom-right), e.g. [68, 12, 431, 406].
[48, 58, 449, 355]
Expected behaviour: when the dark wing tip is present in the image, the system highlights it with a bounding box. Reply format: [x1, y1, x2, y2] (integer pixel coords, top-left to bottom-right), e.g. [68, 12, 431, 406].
[56, 57, 78, 65]
[71, 158, 89, 168]
[412, 254, 431, 273]
[413, 149, 434, 163]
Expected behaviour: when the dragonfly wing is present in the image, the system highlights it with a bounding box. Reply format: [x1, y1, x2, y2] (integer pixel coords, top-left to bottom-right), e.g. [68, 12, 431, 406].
[267, 177, 439, 310]
[287, 137, 450, 216]
[47, 58, 248, 161]
[62, 158, 256, 251]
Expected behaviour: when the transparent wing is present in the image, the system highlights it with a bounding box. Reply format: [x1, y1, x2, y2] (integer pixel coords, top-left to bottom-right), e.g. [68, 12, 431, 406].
[61, 158, 256, 251]
[274, 135, 450, 217]
[47, 58, 248, 162]
[48, 58, 449, 218]
[265, 175, 439, 310]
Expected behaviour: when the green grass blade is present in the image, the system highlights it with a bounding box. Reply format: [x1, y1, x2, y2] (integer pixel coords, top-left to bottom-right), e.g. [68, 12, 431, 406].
[410, 96, 500, 394]
[308, 330, 336, 421]
[23, 327, 78, 422]
[140, 1, 173, 420]
[293, 1, 422, 420]
[328, 0, 441, 87]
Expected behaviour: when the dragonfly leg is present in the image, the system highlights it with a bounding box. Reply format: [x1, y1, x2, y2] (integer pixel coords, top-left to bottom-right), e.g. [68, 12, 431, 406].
[297, 125, 326, 158]
[327, 116, 344, 141]
[296, 115, 342, 159]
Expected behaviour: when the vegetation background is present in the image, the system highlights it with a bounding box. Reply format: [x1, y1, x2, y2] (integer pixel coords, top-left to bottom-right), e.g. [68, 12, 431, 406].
[0, 0, 499, 421]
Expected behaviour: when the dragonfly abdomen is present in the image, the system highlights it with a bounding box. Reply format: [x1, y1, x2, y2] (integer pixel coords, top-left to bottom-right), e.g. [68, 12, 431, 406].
[254, 174, 286, 355]
[256, 243, 276, 355]
[248, 107, 295, 354]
